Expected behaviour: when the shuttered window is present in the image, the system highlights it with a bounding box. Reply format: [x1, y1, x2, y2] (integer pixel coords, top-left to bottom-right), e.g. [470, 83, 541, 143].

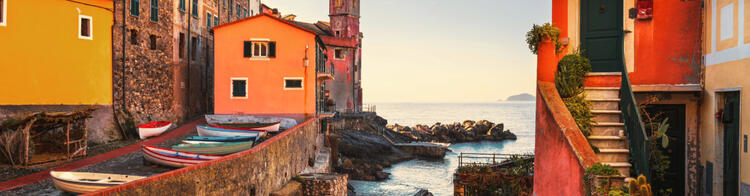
[150, 0, 158, 22]
[228, 0, 233, 15]
[243, 41, 276, 58]
[214, 15, 219, 27]
[231, 79, 247, 98]
[236, 4, 241, 17]
[192, 0, 198, 18]
[130, 0, 140, 16]
[179, 0, 185, 12]
[206, 12, 212, 29]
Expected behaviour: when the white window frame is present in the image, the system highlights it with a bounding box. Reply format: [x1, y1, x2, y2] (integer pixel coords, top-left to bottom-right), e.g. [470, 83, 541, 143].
[0, 0, 7, 27]
[334, 48, 345, 60]
[78, 15, 93, 40]
[230, 77, 248, 99]
[283, 77, 304, 90]
[250, 38, 270, 59]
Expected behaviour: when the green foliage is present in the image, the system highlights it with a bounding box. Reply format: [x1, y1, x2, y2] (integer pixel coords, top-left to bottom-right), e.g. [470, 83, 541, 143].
[555, 53, 592, 98]
[639, 102, 673, 195]
[584, 163, 621, 196]
[563, 94, 596, 137]
[525, 23, 562, 54]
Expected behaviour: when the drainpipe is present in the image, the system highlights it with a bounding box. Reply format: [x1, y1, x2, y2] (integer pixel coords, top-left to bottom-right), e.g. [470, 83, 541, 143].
[187, 0, 192, 118]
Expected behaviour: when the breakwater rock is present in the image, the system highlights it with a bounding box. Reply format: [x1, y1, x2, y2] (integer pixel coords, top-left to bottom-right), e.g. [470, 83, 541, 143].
[334, 127, 413, 181]
[386, 120, 517, 143]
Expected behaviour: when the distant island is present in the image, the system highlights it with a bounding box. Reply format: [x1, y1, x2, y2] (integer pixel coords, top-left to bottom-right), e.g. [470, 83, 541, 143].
[505, 93, 535, 101]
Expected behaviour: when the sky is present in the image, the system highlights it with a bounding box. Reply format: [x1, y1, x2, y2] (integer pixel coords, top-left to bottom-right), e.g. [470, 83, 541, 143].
[262, 0, 551, 103]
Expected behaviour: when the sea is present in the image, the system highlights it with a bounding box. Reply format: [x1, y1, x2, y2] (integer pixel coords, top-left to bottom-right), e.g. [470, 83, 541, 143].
[350, 102, 536, 196]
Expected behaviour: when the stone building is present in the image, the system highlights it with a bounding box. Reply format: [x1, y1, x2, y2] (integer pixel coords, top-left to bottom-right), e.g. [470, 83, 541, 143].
[112, 0, 260, 139]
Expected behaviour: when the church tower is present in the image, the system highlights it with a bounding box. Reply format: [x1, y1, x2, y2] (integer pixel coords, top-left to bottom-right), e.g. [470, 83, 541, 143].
[329, 0, 360, 39]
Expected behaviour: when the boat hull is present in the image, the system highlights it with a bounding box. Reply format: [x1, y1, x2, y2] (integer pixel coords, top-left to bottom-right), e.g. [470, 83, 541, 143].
[138, 122, 172, 139]
[172, 141, 254, 155]
[50, 171, 144, 194]
[141, 145, 222, 168]
[208, 122, 281, 132]
[197, 125, 263, 138]
[185, 136, 257, 142]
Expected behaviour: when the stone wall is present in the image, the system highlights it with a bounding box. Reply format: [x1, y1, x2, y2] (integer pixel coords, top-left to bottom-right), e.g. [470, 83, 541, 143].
[0, 105, 119, 143]
[90, 118, 322, 196]
[299, 173, 348, 196]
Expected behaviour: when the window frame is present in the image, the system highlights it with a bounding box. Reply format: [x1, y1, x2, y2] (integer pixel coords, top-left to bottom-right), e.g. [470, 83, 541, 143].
[178, 0, 185, 12]
[236, 4, 241, 17]
[283, 77, 304, 90]
[214, 15, 219, 27]
[0, 0, 6, 27]
[150, 0, 158, 22]
[191, 0, 198, 18]
[78, 15, 93, 40]
[206, 11, 212, 29]
[230, 77, 249, 99]
[334, 48, 345, 60]
[130, 0, 140, 16]
[251, 40, 269, 59]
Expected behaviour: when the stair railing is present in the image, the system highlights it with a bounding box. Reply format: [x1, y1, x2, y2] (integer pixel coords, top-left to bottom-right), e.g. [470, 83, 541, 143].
[620, 46, 650, 179]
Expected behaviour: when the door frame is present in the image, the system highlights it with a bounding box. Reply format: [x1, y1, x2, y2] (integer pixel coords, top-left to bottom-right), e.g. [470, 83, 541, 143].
[645, 104, 688, 194]
[714, 87, 742, 195]
[579, 0, 625, 73]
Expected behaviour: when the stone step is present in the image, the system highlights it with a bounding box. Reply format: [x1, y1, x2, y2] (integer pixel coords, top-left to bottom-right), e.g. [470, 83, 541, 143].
[602, 162, 632, 177]
[587, 98, 620, 110]
[588, 135, 627, 149]
[596, 148, 630, 162]
[584, 87, 621, 99]
[592, 110, 622, 123]
[592, 127, 625, 137]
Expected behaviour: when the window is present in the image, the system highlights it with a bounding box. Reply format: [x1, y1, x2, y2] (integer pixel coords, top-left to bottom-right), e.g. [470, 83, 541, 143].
[214, 15, 218, 27]
[78, 15, 93, 40]
[150, 0, 158, 22]
[236, 4, 241, 17]
[243, 41, 276, 58]
[335, 31, 340, 37]
[0, 0, 6, 26]
[336, 0, 341, 7]
[334, 49, 345, 60]
[191, 36, 197, 60]
[130, 29, 138, 44]
[130, 0, 140, 16]
[179, 33, 185, 59]
[243, 8, 247, 18]
[206, 12, 212, 29]
[222, 0, 226, 8]
[284, 78, 303, 90]
[179, 0, 185, 12]
[191, 0, 198, 18]
[228, 0, 233, 15]
[149, 34, 157, 50]
[231, 78, 248, 99]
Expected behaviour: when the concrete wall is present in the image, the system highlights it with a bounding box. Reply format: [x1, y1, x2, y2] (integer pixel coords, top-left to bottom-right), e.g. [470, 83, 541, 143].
[533, 82, 598, 195]
[90, 118, 321, 196]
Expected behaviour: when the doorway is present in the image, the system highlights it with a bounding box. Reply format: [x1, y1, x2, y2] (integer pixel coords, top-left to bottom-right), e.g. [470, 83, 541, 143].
[722, 92, 740, 196]
[580, 0, 624, 72]
[645, 104, 686, 195]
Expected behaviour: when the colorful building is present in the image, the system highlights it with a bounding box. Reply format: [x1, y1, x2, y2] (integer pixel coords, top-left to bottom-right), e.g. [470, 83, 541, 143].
[212, 13, 331, 119]
[701, 0, 750, 195]
[0, 0, 117, 142]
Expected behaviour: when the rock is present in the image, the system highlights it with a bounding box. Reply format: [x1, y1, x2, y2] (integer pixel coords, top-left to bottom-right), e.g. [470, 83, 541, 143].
[375, 171, 390, 180]
[413, 189, 433, 196]
[503, 130, 517, 140]
[469, 120, 493, 136]
[488, 123, 505, 135]
[462, 120, 475, 129]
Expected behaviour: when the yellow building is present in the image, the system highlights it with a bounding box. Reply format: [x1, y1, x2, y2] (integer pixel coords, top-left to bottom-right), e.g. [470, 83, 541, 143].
[701, 0, 750, 195]
[0, 0, 117, 142]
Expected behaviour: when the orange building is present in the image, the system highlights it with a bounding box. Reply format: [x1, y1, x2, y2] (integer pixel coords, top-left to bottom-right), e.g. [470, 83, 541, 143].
[212, 14, 332, 119]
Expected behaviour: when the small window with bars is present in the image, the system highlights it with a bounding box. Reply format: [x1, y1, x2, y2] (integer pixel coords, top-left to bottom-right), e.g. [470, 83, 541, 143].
[79, 15, 93, 40]
[231, 78, 248, 98]
[284, 78, 303, 90]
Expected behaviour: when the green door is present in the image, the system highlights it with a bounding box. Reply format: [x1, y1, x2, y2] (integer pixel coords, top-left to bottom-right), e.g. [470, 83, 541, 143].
[723, 92, 740, 196]
[581, 0, 623, 72]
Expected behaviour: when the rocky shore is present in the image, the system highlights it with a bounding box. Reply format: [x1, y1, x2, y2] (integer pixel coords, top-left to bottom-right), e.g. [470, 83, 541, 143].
[387, 120, 517, 143]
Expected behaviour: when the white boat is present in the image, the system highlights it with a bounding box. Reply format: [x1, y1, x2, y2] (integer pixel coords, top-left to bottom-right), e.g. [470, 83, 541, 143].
[141, 145, 223, 168]
[50, 171, 145, 194]
[196, 125, 263, 138]
[137, 121, 173, 139]
[181, 140, 224, 145]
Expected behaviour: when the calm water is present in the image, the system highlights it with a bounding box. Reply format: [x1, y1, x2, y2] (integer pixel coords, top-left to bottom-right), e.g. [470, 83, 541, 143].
[351, 102, 536, 196]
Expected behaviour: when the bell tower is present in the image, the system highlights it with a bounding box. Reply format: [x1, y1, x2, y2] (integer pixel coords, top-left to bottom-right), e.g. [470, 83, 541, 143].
[329, 0, 360, 39]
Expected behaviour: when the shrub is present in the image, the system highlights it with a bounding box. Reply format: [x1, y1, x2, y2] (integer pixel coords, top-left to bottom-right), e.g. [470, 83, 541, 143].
[556, 53, 592, 98]
[525, 23, 562, 54]
[563, 94, 596, 137]
[584, 163, 621, 196]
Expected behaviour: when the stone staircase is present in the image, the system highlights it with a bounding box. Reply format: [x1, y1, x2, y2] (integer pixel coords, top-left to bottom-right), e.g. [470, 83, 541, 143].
[585, 87, 632, 177]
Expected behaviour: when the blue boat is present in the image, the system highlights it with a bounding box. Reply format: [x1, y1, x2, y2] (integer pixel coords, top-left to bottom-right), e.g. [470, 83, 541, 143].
[185, 136, 257, 142]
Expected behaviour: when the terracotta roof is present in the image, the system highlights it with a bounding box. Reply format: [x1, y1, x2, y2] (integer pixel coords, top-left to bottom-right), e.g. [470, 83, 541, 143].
[289, 21, 332, 36]
[211, 13, 318, 35]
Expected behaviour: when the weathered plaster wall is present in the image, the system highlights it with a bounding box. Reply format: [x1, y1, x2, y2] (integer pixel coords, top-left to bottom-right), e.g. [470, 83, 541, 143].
[533, 82, 598, 195]
[90, 118, 321, 196]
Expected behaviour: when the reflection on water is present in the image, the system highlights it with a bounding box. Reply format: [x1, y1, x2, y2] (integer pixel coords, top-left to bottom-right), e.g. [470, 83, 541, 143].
[351, 102, 535, 196]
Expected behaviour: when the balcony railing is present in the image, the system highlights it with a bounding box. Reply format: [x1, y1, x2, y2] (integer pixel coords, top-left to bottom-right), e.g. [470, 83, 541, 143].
[457, 153, 533, 168]
[317, 62, 335, 81]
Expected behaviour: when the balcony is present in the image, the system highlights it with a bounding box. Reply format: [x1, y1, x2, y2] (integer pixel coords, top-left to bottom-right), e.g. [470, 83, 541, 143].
[317, 63, 335, 81]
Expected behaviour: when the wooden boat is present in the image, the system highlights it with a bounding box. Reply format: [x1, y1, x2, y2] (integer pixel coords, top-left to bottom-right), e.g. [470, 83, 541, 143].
[171, 141, 254, 155]
[50, 171, 145, 194]
[141, 145, 222, 168]
[182, 140, 223, 145]
[210, 121, 281, 132]
[137, 121, 172, 139]
[196, 125, 263, 138]
[185, 136, 257, 142]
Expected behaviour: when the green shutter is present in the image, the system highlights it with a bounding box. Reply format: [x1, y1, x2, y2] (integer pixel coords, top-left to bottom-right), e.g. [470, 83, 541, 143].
[192, 0, 198, 18]
[179, 0, 185, 11]
[243, 41, 253, 57]
[268, 42, 276, 58]
[131, 0, 140, 16]
[150, 0, 158, 22]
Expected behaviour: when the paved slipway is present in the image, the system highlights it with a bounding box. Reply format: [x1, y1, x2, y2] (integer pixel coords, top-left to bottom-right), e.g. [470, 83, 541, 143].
[0, 119, 205, 195]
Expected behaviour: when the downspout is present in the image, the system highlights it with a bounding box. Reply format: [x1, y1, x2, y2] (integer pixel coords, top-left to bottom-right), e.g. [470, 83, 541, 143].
[187, 0, 192, 118]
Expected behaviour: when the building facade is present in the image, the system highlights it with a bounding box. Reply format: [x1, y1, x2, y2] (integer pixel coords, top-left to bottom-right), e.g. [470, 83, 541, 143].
[112, 0, 259, 139]
[0, 0, 118, 142]
[212, 14, 331, 120]
[325, 0, 362, 113]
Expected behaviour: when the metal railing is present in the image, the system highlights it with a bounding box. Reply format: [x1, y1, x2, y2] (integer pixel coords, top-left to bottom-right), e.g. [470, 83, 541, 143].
[620, 50, 650, 179]
[457, 153, 532, 168]
[362, 104, 376, 113]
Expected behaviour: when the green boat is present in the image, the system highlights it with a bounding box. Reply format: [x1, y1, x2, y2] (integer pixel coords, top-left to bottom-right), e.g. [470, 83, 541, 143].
[171, 141, 254, 155]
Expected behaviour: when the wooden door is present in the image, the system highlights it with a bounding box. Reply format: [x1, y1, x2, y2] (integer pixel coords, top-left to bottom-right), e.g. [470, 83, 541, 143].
[581, 0, 623, 72]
